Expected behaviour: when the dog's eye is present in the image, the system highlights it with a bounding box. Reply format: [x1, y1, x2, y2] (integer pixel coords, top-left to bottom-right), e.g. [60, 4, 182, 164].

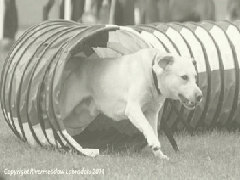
[181, 75, 189, 81]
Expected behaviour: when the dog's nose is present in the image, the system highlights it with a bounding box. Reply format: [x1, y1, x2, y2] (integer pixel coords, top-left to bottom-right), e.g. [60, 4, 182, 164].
[196, 92, 203, 103]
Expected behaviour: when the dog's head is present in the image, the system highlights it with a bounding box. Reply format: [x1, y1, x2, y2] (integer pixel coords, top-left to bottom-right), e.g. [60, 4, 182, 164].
[152, 53, 203, 110]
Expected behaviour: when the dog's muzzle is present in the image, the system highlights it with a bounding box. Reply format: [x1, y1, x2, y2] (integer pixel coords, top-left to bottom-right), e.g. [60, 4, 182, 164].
[178, 92, 203, 110]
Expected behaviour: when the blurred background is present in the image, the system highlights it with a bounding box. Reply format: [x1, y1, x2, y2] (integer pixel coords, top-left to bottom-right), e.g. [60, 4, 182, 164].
[0, 0, 239, 50]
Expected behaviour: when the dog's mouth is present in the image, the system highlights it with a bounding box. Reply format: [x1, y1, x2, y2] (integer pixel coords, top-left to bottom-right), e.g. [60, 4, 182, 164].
[178, 94, 196, 110]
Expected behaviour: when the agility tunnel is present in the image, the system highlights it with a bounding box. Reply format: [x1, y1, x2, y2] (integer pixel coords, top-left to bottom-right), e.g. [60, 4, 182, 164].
[0, 20, 240, 155]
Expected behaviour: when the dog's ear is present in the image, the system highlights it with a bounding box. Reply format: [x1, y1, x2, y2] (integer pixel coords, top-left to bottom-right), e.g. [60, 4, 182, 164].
[152, 53, 174, 75]
[153, 53, 174, 69]
[158, 55, 174, 69]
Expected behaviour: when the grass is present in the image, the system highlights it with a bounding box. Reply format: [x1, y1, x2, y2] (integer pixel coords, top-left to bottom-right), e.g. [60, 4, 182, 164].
[0, 116, 240, 180]
[0, 48, 240, 180]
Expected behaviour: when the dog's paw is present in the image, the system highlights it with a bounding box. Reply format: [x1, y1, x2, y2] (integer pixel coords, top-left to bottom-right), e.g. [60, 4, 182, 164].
[148, 137, 161, 150]
[153, 149, 169, 160]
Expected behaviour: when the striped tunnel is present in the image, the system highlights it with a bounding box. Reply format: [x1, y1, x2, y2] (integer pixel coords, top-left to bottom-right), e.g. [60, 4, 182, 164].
[0, 20, 239, 156]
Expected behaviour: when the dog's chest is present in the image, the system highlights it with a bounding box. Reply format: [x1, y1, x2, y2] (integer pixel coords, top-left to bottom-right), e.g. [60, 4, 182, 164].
[94, 90, 159, 121]
[96, 99, 128, 121]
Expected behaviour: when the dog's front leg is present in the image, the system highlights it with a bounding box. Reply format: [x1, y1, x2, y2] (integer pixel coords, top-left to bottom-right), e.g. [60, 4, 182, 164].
[125, 104, 169, 160]
[145, 109, 169, 160]
[145, 109, 159, 137]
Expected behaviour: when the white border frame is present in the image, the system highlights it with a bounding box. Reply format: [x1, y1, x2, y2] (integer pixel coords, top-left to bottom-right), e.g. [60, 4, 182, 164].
[0, 0, 5, 39]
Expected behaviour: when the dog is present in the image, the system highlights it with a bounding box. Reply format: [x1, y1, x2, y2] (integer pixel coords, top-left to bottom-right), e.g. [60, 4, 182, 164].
[59, 48, 203, 159]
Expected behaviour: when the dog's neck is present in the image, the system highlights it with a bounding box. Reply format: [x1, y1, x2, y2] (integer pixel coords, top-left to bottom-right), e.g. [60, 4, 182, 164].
[139, 53, 162, 98]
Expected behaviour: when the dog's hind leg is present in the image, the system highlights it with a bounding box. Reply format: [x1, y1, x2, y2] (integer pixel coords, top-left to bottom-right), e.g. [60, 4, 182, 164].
[125, 103, 169, 160]
[63, 97, 99, 137]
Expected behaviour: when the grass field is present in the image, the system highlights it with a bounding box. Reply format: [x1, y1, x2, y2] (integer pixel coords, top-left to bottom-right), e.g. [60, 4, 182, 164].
[0, 47, 240, 180]
[0, 117, 240, 180]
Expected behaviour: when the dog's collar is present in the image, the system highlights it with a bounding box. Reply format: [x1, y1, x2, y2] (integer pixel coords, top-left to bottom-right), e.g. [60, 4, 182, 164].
[152, 60, 161, 95]
[152, 70, 161, 95]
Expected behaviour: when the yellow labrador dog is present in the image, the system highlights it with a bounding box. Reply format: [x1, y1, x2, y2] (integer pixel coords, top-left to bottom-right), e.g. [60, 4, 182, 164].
[60, 48, 202, 160]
